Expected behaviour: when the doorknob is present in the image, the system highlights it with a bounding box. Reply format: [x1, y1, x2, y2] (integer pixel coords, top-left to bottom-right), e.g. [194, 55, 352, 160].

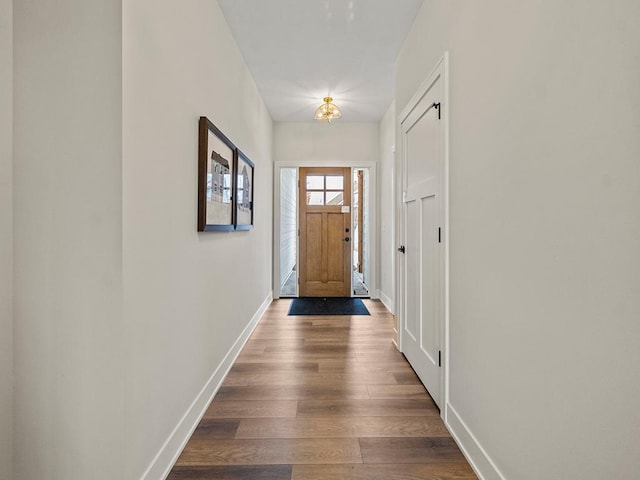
[345, 237, 350, 242]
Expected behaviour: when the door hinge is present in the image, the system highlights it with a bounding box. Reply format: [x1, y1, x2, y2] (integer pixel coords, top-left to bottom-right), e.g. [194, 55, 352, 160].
[438, 350, 442, 367]
[432, 102, 441, 120]
[438, 227, 441, 243]
[298, 228, 300, 236]
[298, 179, 300, 188]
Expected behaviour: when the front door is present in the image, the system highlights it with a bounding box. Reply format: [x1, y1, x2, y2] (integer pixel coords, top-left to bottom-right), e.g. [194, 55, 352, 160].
[299, 167, 352, 297]
[399, 62, 445, 409]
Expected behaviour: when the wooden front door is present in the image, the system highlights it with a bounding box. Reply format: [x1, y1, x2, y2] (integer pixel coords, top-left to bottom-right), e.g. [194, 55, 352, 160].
[299, 167, 352, 297]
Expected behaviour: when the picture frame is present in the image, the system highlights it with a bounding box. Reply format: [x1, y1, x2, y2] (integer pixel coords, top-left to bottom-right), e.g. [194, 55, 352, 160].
[198, 116, 236, 231]
[234, 149, 255, 230]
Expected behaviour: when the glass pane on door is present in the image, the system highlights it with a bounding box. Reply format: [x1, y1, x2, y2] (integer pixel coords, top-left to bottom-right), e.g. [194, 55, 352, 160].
[306, 175, 324, 190]
[326, 175, 344, 190]
[306, 191, 324, 205]
[326, 191, 344, 205]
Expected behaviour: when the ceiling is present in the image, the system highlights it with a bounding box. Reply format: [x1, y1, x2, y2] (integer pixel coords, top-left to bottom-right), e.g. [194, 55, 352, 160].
[217, 0, 424, 123]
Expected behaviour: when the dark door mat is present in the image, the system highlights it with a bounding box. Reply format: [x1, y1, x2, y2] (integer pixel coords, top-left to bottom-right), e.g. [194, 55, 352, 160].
[288, 297, 370, 316]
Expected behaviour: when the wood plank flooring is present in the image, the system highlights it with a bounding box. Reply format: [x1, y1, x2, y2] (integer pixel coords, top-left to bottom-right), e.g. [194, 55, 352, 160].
[168, 299, 477, 480]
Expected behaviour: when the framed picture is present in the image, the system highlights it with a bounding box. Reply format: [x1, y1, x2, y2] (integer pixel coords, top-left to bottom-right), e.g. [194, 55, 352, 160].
[198, 116, 236, 231]
[234, 149, 254, 230]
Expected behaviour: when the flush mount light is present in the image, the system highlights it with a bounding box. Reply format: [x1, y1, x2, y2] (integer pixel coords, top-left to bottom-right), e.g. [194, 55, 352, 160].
[314, 96, 342, 123]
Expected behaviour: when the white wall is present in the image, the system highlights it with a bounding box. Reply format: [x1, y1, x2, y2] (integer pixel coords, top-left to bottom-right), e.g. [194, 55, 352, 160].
[123, 1, 273, 477]
[397, 2, 640, 479]
[280, 168, 297, 288]
[275, 122, 379, 165]
[13, 1, 124, 478]
[378, 102, 395, 311]
[0, 0, 13, 477]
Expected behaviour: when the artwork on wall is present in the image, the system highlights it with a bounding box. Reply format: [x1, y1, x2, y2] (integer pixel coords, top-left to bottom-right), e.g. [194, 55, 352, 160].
[234, 149, 255, 230]
[198, 116, 236, 231]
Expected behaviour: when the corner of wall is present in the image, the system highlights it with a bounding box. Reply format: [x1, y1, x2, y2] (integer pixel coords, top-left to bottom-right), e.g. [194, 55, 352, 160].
[0, 0, 13, 477]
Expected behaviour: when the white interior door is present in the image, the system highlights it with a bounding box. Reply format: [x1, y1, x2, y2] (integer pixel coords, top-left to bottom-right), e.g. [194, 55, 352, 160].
[400, 68, 445, 409]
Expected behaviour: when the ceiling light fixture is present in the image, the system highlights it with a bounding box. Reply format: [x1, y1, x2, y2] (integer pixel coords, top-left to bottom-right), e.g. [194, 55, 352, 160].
[314, 96, 342, 123]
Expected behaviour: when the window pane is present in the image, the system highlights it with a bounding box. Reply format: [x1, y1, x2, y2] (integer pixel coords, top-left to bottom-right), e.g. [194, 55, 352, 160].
[306, 191, 324, 205]
[306, 175, 324, 190]
[326, 175, 343, 190]
[326, 191, 344, 206]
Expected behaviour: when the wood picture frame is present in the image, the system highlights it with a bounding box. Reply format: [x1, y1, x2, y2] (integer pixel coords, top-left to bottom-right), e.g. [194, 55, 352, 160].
[234, 149, 255, 230]
[198, 116, 236, 231]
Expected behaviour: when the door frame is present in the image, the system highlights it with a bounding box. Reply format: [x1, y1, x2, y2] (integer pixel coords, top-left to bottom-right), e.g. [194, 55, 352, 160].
[274, 161, 378, 300]
[396, 52, 450, 417]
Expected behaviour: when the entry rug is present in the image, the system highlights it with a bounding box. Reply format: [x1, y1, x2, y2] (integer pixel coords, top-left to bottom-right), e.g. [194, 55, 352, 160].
[288, 297, 370, 316]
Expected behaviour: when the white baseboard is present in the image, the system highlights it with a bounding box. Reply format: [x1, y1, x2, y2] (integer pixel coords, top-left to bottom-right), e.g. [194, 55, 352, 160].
[378, 289, 394, 314]
[446, 403, 505, 480]
[140, 291, 273, 480]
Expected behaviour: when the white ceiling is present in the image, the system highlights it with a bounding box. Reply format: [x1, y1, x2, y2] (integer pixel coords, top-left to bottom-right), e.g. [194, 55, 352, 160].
[217, 0, 424, 123]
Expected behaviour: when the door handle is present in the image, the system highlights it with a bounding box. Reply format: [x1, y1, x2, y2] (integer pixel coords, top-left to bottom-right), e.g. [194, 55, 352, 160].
[345, 237, 350, 242]
[397, 245, 405, 254]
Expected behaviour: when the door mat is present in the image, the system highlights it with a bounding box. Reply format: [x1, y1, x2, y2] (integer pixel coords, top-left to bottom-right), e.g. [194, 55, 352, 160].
[288, 297, 370, 316]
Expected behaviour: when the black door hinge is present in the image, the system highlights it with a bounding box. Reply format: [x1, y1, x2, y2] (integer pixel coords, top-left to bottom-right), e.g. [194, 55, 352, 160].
[432, 102, 441, 120]
[438, 350, 442, 367]
[438, 227, 441, 243]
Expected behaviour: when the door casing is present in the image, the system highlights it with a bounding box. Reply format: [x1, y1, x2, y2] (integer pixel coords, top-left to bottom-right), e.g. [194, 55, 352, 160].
[273, 162, 378, 301]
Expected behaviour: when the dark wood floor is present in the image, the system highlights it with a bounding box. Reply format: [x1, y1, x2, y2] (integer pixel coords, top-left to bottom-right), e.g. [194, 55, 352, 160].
[168, 299, 477, 480]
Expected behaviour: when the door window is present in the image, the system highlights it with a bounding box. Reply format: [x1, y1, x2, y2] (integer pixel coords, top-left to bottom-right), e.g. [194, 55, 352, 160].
[305, 174, 345, 206]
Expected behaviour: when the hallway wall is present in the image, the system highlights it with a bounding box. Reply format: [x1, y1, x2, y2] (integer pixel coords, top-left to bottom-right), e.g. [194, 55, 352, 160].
[0, 0, 13, 477]
[396, 1, 640, 479]
[275, 122, 379, 165]
[11, 1, 272, 478]
[13, 1, 124, 478]
[123, 1, 273, 477]
[378, 102, 396, 311]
